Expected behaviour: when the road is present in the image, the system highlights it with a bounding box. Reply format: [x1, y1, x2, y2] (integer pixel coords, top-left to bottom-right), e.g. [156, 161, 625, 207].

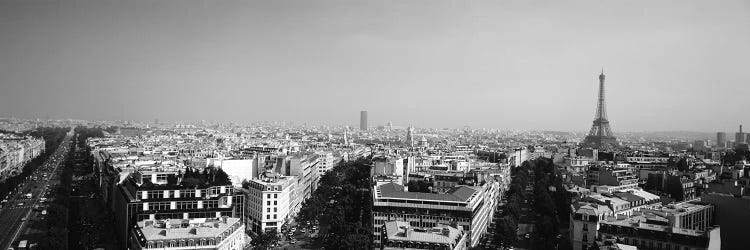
[0, 129, 73, 250]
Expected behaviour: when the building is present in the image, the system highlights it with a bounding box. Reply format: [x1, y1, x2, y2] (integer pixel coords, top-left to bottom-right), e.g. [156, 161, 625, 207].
[240, 173, 297, 234]
[110, 172, 244, 250]
[372, 179, 499, 248]
[587, 167, 638, 191]
[0, 135, 45, 182]
[700, 193, 750, 250]
[665, 175, 696, 201]
[380, 221, 467, 250]
[597, 212, 720, 250]
[735, 125, 746, 146]
[360, 111, 368, 131]
[571, 202, 614, 250]
[716, 132, 726, 148]
[583, 70, 618, 148]
[129, 217, 246, 250]
[316, 151, 335, 176]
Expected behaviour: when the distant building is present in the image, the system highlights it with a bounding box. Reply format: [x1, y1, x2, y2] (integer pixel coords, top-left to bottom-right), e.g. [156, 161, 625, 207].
[735, 125, 746, 146]
[716, 132, 726, 148]
[360, 111, 368, 131]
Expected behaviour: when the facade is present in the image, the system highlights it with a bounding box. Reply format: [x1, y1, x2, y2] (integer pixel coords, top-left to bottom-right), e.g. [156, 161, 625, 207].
[587, 167, 638, 191]
[316, 151, 335, 176]
[129, 217, 246, 250]
[735, 125, 746, 146]
[0, 136, 45, 181]
[716, 132, 726, 148]
[571, 202, 614, 250]
[700, 193, 750, 250]
[380, 221, 467, 250]
[240, 173, 296, 234]
[360, 110, 368, 131]
[372, 180, 499, 248]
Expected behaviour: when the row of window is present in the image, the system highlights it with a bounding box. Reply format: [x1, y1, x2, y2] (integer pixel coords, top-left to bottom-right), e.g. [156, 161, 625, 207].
[146, 200, 222, 211]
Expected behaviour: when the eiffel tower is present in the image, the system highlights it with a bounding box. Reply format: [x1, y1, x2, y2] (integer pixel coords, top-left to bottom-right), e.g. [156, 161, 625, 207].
[583, 69, 618, 148]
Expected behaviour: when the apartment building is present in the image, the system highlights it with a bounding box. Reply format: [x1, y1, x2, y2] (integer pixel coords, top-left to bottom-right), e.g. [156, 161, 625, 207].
[0, 136, 45, 181]
[129, 217, 246, 250]
[372, 179, 499, 248]
[240, 173, 297, 234]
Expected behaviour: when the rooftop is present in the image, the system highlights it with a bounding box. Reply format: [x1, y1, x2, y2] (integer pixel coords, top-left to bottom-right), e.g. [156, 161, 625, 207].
[377, 183, 478, 202]
[136, 217, 242, 241]
[383, 221, 462, 246]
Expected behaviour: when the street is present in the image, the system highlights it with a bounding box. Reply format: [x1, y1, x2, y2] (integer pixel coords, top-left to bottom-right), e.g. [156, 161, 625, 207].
[0, 129, 73, 250]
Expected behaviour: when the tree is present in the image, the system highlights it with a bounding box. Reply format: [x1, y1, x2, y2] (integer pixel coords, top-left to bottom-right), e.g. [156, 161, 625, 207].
[251, 230, 280, 249]
[493, 216, 517, 247]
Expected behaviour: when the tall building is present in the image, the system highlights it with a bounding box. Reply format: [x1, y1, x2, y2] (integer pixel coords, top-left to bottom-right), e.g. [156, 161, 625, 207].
[583, 70, 618, 148]
[406, 125, 415, 148]
[717, 132, 727, 148]
[735, 125, 746, 145]
[360, 110, 368, 131]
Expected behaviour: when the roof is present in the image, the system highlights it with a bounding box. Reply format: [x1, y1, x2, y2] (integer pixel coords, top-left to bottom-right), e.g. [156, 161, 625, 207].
[383, 221, 461, 245]
[612, 192, 644, 203]
[137, 217, 242, 241]
[574, 202, 613, 216]
[377, 183, 478, 202]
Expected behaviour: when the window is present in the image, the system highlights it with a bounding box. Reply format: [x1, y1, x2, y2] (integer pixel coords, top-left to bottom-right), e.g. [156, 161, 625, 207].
[583, 224, 588, 231]
[582, 234, 588, 242]
[274, 201, 277, 205]
[267, 208, 270, 212]
[267, 201, 270, 205]
[274, 208, 277, 212]
[274, 194, 278, 198]
[267, 194, 271, 198]
[267, 215, 270, 219]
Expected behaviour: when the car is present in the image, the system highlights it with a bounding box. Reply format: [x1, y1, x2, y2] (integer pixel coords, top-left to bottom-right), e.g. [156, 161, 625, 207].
[17, 202, 24, 207]
[290, 239, 296, 244]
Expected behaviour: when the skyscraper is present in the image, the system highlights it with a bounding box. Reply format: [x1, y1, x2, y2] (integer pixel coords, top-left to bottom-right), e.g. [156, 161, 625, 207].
[717, 132, 727, 147]
[736, 125, 746, 145]
[583, 69, 618, 148]
[360, 110, 368, 131]
[406, 125, 415, 148]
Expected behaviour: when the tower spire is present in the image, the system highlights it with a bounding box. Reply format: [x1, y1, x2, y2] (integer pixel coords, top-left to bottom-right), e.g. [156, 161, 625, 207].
[584, 69, 617, 149]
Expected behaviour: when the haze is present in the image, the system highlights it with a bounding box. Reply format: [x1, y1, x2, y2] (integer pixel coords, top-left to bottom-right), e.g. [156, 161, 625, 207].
[1, 0, 749, 132]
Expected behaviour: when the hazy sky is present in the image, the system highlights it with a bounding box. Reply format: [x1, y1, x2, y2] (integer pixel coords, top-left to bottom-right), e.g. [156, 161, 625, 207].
[1, 0, 749, 132]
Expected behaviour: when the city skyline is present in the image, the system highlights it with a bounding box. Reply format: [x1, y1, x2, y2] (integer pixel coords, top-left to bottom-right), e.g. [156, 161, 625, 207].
[1, 0, 749, 132]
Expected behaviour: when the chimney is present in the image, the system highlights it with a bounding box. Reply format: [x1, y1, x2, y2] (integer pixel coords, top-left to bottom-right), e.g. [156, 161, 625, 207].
[442, 228, 451, 237]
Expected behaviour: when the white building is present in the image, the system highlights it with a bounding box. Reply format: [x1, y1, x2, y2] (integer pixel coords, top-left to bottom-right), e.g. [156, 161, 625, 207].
[130, 217, 246, 250]
[241, 173, 297, 234]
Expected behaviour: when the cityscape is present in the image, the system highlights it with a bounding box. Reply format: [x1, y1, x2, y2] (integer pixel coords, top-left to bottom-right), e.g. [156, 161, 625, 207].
[1, 1, 749, 250]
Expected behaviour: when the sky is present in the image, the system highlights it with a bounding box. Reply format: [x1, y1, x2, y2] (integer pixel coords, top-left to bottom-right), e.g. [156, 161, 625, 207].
[1, 0, 749, 132]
